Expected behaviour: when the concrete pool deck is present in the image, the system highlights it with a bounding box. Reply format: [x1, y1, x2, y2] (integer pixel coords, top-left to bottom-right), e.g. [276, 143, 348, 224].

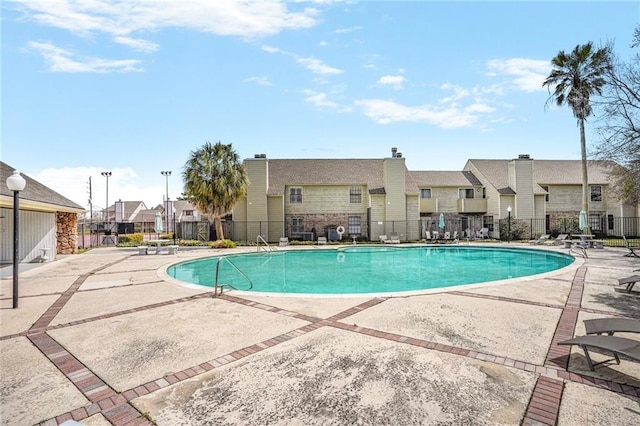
[1, 243, 639, 425]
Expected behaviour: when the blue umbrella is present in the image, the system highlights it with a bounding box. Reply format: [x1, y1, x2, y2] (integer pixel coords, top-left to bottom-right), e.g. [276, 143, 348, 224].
[155, 211, 164, 234]
[438, 213, 445, 230]
[579, 210, 588, 231]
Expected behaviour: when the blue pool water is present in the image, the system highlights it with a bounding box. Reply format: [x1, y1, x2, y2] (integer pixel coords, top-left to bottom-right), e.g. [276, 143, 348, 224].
[166, 246, 574, 295]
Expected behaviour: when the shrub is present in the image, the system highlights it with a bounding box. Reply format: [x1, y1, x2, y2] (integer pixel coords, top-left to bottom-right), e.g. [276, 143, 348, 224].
[209, 239, 237, 249]
[117, 233, 144, 246]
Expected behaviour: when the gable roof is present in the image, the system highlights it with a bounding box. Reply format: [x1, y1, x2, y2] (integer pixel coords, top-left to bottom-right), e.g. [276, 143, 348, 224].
[114, 201, 146, 218]
[410, 170, 482, 187]
[466, 159, 614, 195]
[0, 161, 84, 213]
[263, 159, 419, 196]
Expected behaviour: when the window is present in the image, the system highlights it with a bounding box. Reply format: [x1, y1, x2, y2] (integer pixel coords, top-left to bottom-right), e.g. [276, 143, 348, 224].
[608, 214, 614, 230]
[291, 217, 304, 233]
[348, 216, 361, 234]
[289, 187, 302, 203]
[483, 215, 494, 232]
[459, 188, 474, 199]
[590, 185, 602, 202]
[420, 189, 432, 199]
[184, 210, 193, 216]
[541, 185, 549, 202]
[350, 186, 362, 203]
[589, 214, 601, 231]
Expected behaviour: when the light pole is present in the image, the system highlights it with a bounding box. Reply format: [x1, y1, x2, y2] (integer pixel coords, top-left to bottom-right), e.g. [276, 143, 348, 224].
[101, 171, 112, 223]
[101, 172, 112, 245]
[6, 170, 26, 309]
[507, 205, 512, 244]
[161, 171, 171, 232]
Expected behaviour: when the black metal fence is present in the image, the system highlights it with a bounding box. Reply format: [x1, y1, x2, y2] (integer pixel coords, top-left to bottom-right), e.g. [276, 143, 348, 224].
[78, 216, 640, 247]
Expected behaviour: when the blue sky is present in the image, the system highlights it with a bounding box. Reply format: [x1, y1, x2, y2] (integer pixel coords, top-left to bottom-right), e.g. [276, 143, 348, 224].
[2, 0, 638, 210]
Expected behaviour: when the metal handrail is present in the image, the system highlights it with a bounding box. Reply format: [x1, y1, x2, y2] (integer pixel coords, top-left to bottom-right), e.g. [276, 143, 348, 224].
[256, 235, 274, 252]
[214, 256, 253, 296]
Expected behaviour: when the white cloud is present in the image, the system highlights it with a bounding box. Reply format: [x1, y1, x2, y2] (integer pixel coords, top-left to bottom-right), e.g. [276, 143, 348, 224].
[335, 26, 362, 34]
[30, 166, 176, 211]
[486, 58, 550, 92]
[377, 75, 406, 90]
[113, 36, 159, 52]
[10, 0, 320, 42]
[355, 97, 493, 128]
[245, 76, 273, 86]
[297, 56, 343, 75]
[28, 41, 143, 73]
[261, 44, 284, 54]
[302, 89, 351, 112]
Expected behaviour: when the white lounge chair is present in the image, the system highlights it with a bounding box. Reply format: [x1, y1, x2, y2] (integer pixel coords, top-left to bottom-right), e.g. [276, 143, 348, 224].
[389, 232, 400, 244]
[530, 234, 551, 245]
[279, 237, 289, 247]
[317, 236, 327, 245]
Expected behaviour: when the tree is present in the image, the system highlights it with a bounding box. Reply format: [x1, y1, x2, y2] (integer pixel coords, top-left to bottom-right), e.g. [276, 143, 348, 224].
[183, 141, 249, 241]
[592, 31, 640, 204]
[543, 42, 611, 233]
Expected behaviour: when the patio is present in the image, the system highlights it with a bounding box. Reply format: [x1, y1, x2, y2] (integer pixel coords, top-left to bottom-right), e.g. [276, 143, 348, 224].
[1, 243, 639, 425]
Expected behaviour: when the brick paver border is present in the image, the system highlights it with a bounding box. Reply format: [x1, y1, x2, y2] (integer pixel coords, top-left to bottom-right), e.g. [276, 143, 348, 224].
[28, 257, 640, 425]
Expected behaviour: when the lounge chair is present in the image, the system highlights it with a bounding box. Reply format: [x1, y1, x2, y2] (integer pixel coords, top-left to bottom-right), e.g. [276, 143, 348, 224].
[623, 236, 640, 258]
[558, 335, 640, 371]
[477, 227, 489, 239]
[452, 231, 459, 244]
[443, 231, 451, 242]
[424, 231, 431, 241]
[279, 237, 289, 247]
[584, 318, 640, 336]
[317, 236, 327, 245]
[380, 235, 389, 244]
[432, 231, 439, 242]
[389, 232, 400, 244]
[529, 234, 551, 245]
[552, 233, 569, 245]
[618, 275, 640, 292]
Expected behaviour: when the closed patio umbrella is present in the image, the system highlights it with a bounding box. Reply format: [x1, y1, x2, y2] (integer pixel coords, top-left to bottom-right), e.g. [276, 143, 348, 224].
[579, 210, 588, 232]
[155, 211, 164, 234]
[438, 213, 445, 230]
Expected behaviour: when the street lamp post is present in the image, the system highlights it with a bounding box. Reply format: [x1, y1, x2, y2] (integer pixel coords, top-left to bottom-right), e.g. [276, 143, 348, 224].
[6, 170, 26, 309]
[101, 172, 112, 223]
[161, 171, 171, 232]
[507, 205, 512, 244]
[101, 172, 112, 245]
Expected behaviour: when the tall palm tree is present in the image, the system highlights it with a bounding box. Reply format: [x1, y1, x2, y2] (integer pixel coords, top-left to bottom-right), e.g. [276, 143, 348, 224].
[543, 42, 611, 234]
[183, 141, 249, 241]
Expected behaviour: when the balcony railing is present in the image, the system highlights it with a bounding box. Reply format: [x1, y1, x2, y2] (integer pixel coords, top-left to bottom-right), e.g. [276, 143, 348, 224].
[457, 198, 487, 214]
[419, 198, 438, 213]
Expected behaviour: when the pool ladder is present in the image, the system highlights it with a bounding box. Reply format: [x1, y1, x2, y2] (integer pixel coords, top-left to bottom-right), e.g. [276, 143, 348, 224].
[213, 256, 253, 297]
[256, 235, 275, 252]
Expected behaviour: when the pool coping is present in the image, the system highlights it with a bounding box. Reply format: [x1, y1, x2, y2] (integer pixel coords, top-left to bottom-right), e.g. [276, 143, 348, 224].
[157, 244, 583, 298]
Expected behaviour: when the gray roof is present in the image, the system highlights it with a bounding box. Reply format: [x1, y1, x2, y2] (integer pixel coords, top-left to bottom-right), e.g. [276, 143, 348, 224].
[115, 201, 146, 218]
[466, 159, 615, 195]
[262, 159, 419, 196]
[410, 170, 482, 187]
[1, 161, 84, 212]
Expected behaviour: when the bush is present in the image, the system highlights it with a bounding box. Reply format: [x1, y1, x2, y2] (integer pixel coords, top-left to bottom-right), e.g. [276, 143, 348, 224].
[209, 239, 237, 249]
[117, 233, 144, 246]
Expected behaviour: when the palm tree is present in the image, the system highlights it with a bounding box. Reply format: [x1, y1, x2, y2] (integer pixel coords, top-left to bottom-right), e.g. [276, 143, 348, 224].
[543, 42, 611, 234]
[183, 141, 249, 241]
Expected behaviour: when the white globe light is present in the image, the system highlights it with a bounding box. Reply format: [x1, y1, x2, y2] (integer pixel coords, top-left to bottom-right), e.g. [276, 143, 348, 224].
[6, 170, 26, 191]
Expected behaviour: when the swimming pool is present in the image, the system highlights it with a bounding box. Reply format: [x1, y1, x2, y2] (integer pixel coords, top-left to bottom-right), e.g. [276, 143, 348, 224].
[166, 246, 574, 296]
